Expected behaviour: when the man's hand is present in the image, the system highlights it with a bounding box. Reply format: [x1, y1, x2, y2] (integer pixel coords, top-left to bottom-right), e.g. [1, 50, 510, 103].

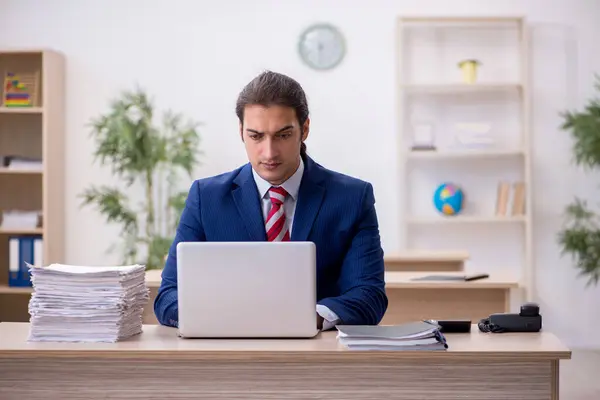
[316, 313, 324, 330]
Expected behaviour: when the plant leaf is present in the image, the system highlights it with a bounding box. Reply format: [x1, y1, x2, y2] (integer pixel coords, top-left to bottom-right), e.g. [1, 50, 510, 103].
[558, 198, 600, 286]
[558, 74, 600, 286]
[560, 75, 600, 170]
[168, 190, 188, 231]
[87, 86, 167, 185]
[80, 86, 202, 270]
[79, 185, 138, 235]
[146, 235, 172, 270]
[163, 110, 202, 177]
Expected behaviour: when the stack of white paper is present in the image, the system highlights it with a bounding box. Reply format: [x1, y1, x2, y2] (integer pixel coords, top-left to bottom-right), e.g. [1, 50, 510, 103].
[27, 263, 149, 343]
[336, 321, 448, 351]
[1, 209, 41, 229]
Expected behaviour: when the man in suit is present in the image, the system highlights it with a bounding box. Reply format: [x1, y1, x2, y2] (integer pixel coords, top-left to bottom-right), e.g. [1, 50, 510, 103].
[154, 71, 388, 330]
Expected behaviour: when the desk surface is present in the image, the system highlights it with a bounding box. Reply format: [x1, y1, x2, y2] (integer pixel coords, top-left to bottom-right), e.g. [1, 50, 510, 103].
[144, 270, 518, 289]
[145, 269, 162, 287]
[0, 322, 570, 361]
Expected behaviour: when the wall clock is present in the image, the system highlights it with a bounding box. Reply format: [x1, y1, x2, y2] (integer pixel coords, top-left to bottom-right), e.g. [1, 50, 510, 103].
[298, 23, 346, 71]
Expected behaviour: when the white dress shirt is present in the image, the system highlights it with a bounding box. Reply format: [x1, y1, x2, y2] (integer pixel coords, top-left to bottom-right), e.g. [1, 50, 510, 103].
[251, 157, 340, 330]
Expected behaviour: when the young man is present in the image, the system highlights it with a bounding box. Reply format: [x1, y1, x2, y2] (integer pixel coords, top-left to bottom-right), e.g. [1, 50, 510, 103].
[154, 71, 388, 330]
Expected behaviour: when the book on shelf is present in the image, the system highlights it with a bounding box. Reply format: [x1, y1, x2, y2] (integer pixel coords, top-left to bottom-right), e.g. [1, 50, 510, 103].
[495, 181, 510, 216]
[336, 321, 448, 351]
[512, 181, 525, 215]
[8, 235, 43, 287]
[495, 180, 526, 216]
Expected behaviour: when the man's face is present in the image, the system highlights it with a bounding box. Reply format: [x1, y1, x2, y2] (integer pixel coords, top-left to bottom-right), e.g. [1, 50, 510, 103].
[240, 104, 309, 185]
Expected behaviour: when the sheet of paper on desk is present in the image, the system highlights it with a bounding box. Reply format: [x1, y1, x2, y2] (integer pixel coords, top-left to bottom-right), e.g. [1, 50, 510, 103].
[336, 321, 448, 351]
[26, 263, 150, 343]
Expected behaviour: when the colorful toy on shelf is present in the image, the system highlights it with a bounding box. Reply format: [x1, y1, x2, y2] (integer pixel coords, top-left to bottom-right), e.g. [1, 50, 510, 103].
[3, 71, 38, 107]
[433, 183, 464, 216]
[458, 59, 481, 84]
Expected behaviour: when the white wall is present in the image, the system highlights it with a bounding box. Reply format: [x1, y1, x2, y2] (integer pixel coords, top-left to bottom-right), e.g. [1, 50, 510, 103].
[1, 0, 599, 348]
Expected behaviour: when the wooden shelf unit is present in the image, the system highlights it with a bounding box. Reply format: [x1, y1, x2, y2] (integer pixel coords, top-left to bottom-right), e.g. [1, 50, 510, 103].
[384, 250, 469, 272]
[0, 49, 65, 321]
[396, 16, 531, 306]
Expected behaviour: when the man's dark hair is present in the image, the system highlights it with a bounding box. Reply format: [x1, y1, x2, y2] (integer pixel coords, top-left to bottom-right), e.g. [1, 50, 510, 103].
[236, 70, 309, 158]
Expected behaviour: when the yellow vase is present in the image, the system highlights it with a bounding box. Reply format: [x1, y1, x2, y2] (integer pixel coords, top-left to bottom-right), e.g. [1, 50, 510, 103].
[458, 60, 480, 84]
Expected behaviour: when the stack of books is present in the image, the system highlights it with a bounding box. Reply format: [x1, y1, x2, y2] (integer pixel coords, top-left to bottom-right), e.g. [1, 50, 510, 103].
[27, 263, 149, 343]
[336, 321, 448, 351]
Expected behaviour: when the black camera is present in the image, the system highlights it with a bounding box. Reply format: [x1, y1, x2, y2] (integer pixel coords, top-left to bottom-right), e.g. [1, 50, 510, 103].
[479, 302, 542, 333]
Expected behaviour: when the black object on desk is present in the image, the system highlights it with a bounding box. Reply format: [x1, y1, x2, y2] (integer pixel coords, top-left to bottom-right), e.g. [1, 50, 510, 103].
[478, 302, 542, 333]
[425, 319, 472, 333]
[411, 273, 490, 282]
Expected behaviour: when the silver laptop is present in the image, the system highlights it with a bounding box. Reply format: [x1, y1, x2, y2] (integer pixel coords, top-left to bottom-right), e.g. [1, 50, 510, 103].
[176, 241, 319, 338]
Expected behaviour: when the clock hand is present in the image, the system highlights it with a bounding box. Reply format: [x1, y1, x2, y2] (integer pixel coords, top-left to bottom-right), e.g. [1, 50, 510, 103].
[318, 42, 323, 66]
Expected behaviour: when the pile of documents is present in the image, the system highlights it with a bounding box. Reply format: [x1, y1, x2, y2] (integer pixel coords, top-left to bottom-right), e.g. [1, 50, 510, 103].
[27, 263, 149, 343]
[336, 321, 448, 351]
[1, 209, 42, 230]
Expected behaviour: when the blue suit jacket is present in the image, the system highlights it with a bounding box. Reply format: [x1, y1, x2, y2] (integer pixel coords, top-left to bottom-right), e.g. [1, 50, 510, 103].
[154, 155, 388, 327]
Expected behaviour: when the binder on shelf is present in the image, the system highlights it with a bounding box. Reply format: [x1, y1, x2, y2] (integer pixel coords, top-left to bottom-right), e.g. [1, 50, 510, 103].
[512, 181, 525, 215]
[8, 235, 43, 287]
[495, 181, 510, 216]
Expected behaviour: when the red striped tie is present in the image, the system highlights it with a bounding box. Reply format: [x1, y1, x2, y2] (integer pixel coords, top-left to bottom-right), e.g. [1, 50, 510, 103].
[266, 186, 290, 241]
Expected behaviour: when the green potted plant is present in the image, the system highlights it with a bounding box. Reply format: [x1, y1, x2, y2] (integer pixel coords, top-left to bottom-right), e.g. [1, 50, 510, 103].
[557, 74, 600, 286]
[80, 86, 202, 270]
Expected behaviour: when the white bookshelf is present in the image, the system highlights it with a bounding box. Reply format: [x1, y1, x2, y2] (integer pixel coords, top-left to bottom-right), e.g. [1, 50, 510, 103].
[396, 16, 533, 302]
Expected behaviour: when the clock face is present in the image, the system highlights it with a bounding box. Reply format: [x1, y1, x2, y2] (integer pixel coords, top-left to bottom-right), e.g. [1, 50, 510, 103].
[298, 23, 346, 70]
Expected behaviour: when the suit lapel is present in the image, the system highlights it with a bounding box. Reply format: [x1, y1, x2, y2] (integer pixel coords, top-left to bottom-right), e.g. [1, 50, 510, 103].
[232, 164, 267, 241]
[291, 156, 326, 242]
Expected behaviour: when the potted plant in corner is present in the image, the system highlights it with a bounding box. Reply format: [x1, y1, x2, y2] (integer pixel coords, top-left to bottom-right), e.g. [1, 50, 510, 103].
[80, 86, 202, 270]
[557, 74, 600, 286]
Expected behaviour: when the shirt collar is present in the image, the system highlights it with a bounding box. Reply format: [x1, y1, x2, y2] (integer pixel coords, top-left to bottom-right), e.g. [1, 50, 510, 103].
[252, 157, 304, 201]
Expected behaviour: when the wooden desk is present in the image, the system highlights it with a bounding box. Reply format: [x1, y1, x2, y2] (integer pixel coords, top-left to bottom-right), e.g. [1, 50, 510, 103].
[382, 272, 518, 325]
[0, 322, 570, 399]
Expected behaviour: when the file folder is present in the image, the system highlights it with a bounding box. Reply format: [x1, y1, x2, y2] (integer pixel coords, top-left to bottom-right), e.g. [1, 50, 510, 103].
[8, 235, 42, 287]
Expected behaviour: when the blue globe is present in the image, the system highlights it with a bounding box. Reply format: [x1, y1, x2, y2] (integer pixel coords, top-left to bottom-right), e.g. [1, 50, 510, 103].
[433, 183, 464, 216]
